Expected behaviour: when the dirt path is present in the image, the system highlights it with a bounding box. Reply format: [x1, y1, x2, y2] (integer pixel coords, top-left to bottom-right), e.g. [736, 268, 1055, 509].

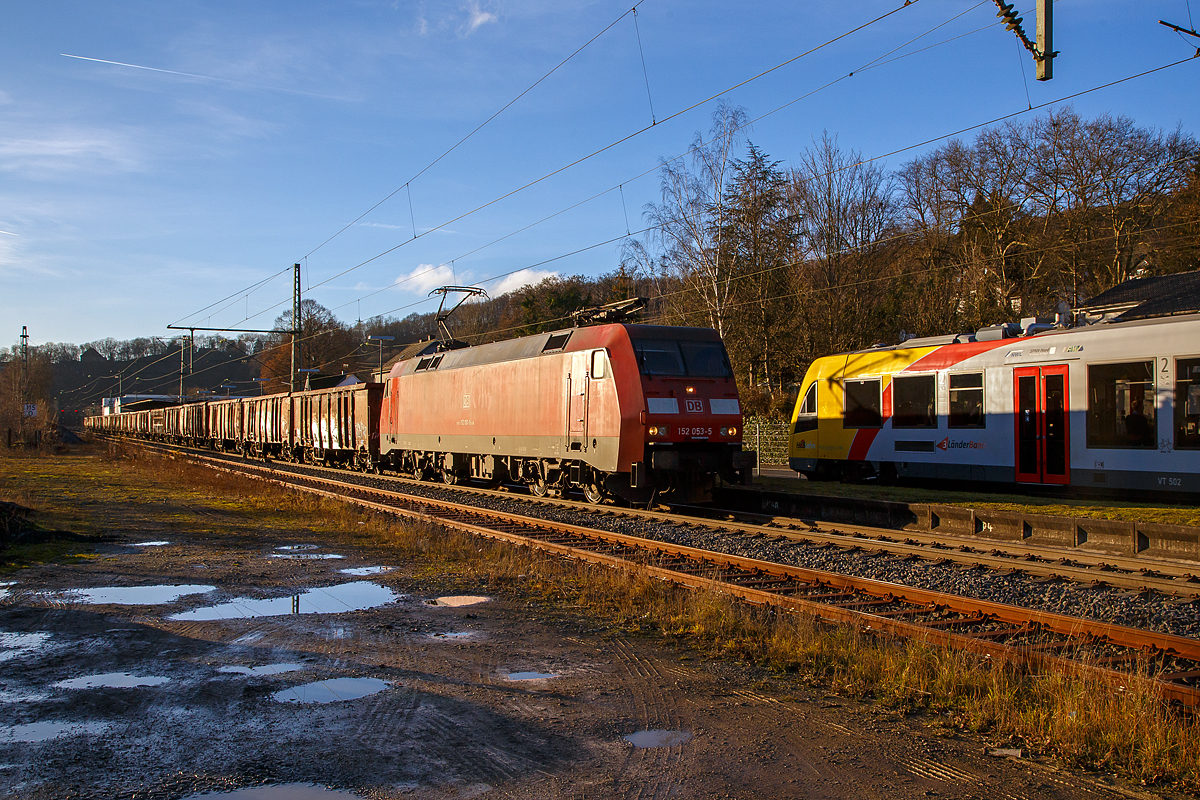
[0, 452, 1173, 799]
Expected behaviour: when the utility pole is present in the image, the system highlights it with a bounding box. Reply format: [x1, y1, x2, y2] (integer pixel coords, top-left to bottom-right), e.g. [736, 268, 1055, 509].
[19, 326, 29, 444]
[291, 263, 302, 393]
[1036, 0, 1053, 80]
[995, 0, 1055, 80]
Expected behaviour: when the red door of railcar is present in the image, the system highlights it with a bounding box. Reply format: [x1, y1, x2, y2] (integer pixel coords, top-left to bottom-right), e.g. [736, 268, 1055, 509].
[1014, 364, 1070, 485]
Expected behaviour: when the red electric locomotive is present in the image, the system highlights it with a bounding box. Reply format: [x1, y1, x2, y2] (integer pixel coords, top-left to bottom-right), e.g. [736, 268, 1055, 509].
[379, 323, 755, 503]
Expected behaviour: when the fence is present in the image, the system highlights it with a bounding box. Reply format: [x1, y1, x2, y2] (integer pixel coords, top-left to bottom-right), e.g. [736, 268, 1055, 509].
[745, 417, 790, 467]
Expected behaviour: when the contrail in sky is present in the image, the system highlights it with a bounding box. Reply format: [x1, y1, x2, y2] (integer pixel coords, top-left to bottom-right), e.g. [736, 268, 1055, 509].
[60, 53, 351, 100]
[0, 230, 18, 236]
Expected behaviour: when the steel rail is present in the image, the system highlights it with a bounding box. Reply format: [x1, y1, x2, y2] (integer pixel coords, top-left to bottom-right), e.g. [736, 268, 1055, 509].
[108, 437, 1200, 596]
[170, 446, 1200, 709]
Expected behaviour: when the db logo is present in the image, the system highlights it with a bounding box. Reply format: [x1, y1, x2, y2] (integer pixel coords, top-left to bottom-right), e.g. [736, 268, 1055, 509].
[685, 398, 704, 413]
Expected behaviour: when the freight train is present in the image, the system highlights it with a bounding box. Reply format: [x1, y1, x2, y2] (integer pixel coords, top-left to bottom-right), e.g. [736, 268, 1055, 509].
[787, 312, 1200, 495]
[88, 323, 756, 504]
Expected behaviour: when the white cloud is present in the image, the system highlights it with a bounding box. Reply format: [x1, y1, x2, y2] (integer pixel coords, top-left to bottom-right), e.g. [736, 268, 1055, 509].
[398, 263, 456, 294]
[356, 221, 405, 230]
[491, 268, 557, 296]
[461, 1, 498, 35]
[0, 128, 140, 175]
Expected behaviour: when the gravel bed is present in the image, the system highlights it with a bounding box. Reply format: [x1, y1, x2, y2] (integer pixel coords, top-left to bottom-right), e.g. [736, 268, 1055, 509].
[205, 453, 1200, 641]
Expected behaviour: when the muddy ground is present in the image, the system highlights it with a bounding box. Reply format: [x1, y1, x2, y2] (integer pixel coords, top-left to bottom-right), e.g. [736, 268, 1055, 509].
[0, 451, 1176, 799]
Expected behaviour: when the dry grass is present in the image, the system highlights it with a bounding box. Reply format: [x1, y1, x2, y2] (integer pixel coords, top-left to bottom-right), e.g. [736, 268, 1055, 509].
[13, 444, 1199, 789]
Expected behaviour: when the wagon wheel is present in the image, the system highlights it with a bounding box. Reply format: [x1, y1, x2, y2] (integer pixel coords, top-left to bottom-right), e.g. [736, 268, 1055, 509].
[582, 481, 606, 505]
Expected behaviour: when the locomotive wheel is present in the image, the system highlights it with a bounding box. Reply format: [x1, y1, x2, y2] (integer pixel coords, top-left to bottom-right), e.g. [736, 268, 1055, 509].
[528, 477, 549, 497]
[582, 482, 605, 505]
[441, 470, 459, 485]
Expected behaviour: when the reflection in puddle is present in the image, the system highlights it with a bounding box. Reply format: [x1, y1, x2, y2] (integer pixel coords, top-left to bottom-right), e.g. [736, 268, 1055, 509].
[275, 544, 319, 551]
[53, 672, 170, 689]
[623, 730, 693, 748]
[428, 631, 478, 641]
[0, 720, 109, 743]
[272, 677, 390, 704]
[506, 672, 557, 681]
[129, 541, 170, 547]
[427, 596, 489, 607]
[62, 585, 217, 606]
[269, 554, 345, 560]
[338, 566, 391, 576]
[169, 582, 400, 621]
[181, 784, 361, 799]
[0, 689, 50, 703]
[217, 663, 306, 677]
[0, 632, 51, 662]
[0, 583, 11, 602]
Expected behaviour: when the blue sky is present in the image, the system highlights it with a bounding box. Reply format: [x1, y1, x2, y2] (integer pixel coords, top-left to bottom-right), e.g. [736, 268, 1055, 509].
[3, 0, 1199, 346]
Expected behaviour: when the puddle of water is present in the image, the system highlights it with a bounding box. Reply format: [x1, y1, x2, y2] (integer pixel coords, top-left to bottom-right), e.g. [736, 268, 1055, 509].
[506, 672, 557, 681]
[169, 582, 400, 621]
[61, 585, 217, 606]
[181, 784, 361, 799]
[427, 596, 489, 607]
[272, 677, 390, 705]
[268, 554, 345, 560]
[428, 631, 478, 641]
[53, 672, 170, 689]
[0, 720, 109, 743]
[623, 730, 693, 748]
[0, 632, 52, 662]
[128, 541, 170, 547]
[217, 663, 306, 677]
[274, 544, 319, 551]
[338, 566, 391, 576]
[0, 582, 15, 601]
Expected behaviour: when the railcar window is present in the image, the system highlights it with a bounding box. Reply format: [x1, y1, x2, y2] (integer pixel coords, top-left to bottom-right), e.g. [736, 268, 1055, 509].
[1087, 361, 1156, 449]
[1175, 357, 1200, 450]
[948, 372, 985, 428]
[415, 357, 433, 371]
[843, 379, 882, 428]
[633, 339, 687, 376]
[678, 341, 733, 378]
[892, 375, 936, 428]
[590, 350, 607, 379]
[794, 383, 818, 433]
[542, 332, 572, 352]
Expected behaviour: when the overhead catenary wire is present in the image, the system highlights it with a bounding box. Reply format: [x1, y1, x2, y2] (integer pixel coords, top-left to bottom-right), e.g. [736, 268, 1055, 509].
[204, 1, 930, 332]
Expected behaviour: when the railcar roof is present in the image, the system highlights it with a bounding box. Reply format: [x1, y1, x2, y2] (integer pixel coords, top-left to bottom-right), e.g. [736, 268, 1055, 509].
[842, 311, 1200, 358]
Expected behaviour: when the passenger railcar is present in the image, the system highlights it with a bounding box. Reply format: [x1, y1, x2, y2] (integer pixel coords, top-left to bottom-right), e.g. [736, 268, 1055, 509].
[379, 323, 755, 503]
[788, 313, 1200, 494]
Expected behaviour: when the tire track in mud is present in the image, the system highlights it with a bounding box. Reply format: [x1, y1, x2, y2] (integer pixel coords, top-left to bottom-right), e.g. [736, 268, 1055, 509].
[606, 636, 694, 800]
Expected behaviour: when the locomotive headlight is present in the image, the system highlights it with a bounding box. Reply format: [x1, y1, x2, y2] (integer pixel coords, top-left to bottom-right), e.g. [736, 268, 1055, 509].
[722, 426, 738, 437]
[686, 386, 696, 394]
[648, 425, 668, 436]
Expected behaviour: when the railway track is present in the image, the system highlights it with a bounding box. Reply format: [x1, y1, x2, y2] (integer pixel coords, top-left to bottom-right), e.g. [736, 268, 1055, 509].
[124, 439, 1200, 599]
[143, 441, 1200, 709]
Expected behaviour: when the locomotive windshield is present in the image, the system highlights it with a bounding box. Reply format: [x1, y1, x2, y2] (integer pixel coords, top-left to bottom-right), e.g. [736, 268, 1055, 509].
[633, 338, 732, 378]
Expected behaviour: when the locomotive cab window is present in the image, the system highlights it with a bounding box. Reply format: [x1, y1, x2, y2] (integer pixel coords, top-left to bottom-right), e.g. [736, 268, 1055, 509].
[1176, 357, 1200, 450]
[1087, 361, 1156, 449]
[632, 338, 732, 378]
[794, 383, 818, 434]
[843, 378, 882, 428]
[590, 349, 607, 380]
[948, 372, 985, 428]
[892, 374, 936, 428]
